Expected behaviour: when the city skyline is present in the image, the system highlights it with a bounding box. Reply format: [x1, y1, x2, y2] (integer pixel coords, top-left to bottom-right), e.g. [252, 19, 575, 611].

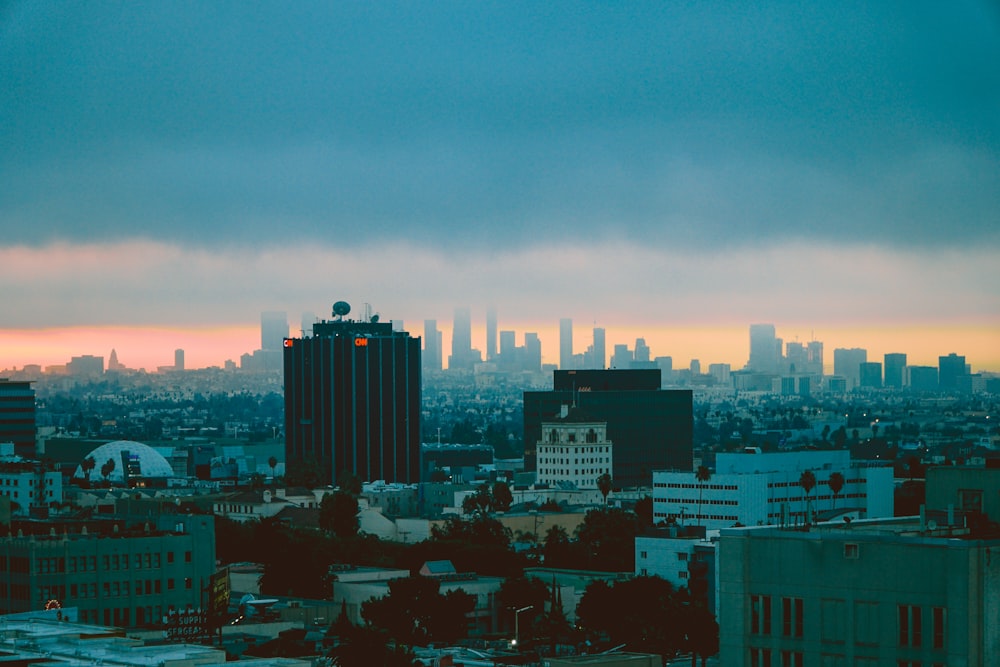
[2, 4, 998, 373]
[1, 316, 997, 376]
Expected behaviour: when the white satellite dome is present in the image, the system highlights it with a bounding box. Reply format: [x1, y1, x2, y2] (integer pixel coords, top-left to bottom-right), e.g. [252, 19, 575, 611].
[74, 440, 174, 483]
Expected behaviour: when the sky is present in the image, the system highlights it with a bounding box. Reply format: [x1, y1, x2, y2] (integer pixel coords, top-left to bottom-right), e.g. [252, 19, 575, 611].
[2, 2, 999, 372]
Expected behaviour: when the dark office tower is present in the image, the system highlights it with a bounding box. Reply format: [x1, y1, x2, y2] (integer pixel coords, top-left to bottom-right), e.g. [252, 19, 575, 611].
[284, 302, 421, 485]
[859, 362, 883, 388]
[423, 320, 442, 372]
[938, 353, 967, 390]
[560, 318, 574, 370]
[833, 348, 867, 390]
[884, 353, 907, 389]
[449, 307, 480, 370]
[587, 327, 606, 369]
[261, 311, 289, 350]
[0, 380, 35, 458]
[486, 307, 498, 362]
[748, 324, 779, 374]
[524, 369, 692, 488]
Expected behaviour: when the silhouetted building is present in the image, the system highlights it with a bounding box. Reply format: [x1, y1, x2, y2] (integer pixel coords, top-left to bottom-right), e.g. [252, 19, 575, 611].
[748, 324, 780, 374]
[859, 361, 882, 388]
[0, 380, 35, 458]
[284, 303, 421, 485]
[833, 348, 867, 390]
[423, 319, 442, 372]
[884, 352, 907, 389]
[907, 365, 939, 392]
[260, 311, 289, 350]
[560, 318, 574, 370]
[583, 327, 606, 370]
[67, 355, 104, 379]
[486, 306, 497, 362]
[173, 349, 184, 371]
[448, 307, 480, 370]
[524, 369, 692, 488]
[938, 353, 968, 391]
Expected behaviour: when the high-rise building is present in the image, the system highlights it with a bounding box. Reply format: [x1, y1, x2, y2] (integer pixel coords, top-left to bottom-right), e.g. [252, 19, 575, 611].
[301, 311, 317, 338]
[559, 318, 574, 370]
[448, 307, 480, 370]
[524, 369, 692, 488]
[859, 361, 882, 388]
[907, 365, 939, 392]
[884, 353, 907, 389]
[523, 332, 542, 372]
[423, 320, 442, 372]
[583, 327, 606, 370]
[284, 302, 421, 485]
[634, 338, 651, 364]
[748, 324, 779, 374]
[261, 311, 289, 350]
[0, 380, 35, 458]
[174, 349, 185, 371]
[806, 340, 824, 376]
[67, 355, 104, 379]
[938, 353, 967, 390]
[486, 307, 497, 362]
[833, 348, 867, 390]
[610, 344, 632, 370]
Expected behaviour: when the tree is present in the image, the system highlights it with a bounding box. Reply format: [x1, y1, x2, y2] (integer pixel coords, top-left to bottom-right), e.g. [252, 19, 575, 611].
[100, 457, 116, 483]
[799, 469, 816, 524]
[635, 495, 654, 528]
[268, 456, 278, 481]
[577, 576, 686, 657]
[695, 466, 711, 526]
[361, 576, 475, 647]
[492, 480, 513, 512]
[328, 625, 419, 667]
[337, 470, 362, 496]
[597, 473, 613, 505]
[542, 525, 574, 569]
[575, 507, 639, 571]
[81, 456, 96, 484]
[319, 490, 359, 538]
[828, 471, 845, 509]
[685, 604, 720, 666]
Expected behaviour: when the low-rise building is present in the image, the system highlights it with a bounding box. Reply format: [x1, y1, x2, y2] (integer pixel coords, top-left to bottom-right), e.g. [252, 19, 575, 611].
[653, 450, 893, 530]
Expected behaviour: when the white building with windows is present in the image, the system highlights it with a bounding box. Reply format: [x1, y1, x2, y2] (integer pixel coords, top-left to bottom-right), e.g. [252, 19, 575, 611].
[0, 454, 62, 516]
[652, 449, 892, 530]
[535, 405, 612, 489]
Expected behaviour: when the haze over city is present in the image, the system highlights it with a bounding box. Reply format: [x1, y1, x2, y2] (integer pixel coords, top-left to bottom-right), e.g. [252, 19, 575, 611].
[2, 3, 998, 371]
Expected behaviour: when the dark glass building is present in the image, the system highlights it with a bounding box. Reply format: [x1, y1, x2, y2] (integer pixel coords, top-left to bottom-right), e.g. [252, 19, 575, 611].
[284, 306, 421, 485]
[0, 379, 35, 458]
[524, 369, 692, 488]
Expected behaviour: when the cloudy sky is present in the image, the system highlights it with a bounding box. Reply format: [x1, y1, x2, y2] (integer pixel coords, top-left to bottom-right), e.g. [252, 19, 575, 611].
[2, 1, 999, 371]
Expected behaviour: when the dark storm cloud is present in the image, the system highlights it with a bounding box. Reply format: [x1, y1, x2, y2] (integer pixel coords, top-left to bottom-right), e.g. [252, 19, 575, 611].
[2, 1, 998, 250]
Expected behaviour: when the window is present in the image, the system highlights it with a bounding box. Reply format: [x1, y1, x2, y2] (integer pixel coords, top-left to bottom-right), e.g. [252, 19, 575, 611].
[854, 601, 879, 645]
[749, 648, 772, 667]
[898, 604, 922, 647]
[783, 597, 803, 638]
[781, 651, 803, 667]
[167, 552, 175, 564]
[844, 543, 859, 559]
[932, 606, 946, 649]
[751, 594, 772, 635]
[821, 598, 846, 644]
[959, 489, 983, 512]
[167, 578, 175, 590]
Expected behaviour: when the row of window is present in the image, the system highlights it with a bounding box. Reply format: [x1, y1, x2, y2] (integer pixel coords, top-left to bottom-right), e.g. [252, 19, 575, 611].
[0, 551, 193, 576]
[750, 651, 944, 667]
[538, 468, 610, 478]
[661, 497, 739, 506]
[750, 595, 946, 650]
[0, 477, 56, 486]
[655, 482, 739, 491]
[537, 457, 610, 466]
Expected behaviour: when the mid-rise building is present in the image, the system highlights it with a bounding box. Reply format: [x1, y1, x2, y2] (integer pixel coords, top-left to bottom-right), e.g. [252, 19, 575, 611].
[423, 319, 442, 372]
[652, 450, 893, 530]
[938, 352, 968, 390]
[718, 515, 1000, 666]
[535, 406, 612, 489]
[859, 361, 882, 388]
[0, 380, 35, 458]
[0, 452, 61, 517]
[833, 348, 867, 390]
[560, 318, 574, 370]
[525, 369, 692, 488]
[907, 365, 939, 392]
[883, 353, 907, 389]
[748, 324, 780, 374]
[485, 307, 498, 362]
[0, 514, 216, 627]
[284, 302, 421, 485]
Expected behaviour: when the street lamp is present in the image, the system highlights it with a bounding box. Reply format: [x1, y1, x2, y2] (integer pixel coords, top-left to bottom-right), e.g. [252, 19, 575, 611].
[512, 605, 533, 650]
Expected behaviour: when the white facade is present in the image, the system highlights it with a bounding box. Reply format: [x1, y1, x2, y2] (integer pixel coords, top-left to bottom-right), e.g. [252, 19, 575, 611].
[653, 450, 893, 530]
[0, 464, 62, 515]
[536, 408, 612, 489]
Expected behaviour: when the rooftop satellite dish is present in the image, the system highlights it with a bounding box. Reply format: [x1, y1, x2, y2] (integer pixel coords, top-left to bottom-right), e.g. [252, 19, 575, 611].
[927, 519, 938, 531]
[332, 301, 351, 319]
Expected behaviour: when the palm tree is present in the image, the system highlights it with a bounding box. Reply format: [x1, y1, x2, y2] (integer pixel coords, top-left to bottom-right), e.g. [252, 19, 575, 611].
[268, 456, 278, 483]
[799, 469, 816, 525]
[81, 456, 96, 485]
[597, 473, 613, 506]
[695, 465, 711, 527]
[828, 471, 845, 510]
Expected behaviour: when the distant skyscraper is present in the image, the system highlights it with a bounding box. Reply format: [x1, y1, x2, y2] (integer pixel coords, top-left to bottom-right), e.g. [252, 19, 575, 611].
[590, 327, 606, 370]
[174, 349, 185, 371]
[559, 318, 574, 370]
[284, 303, 421, 484]
[0, 379, 35, 458]
[486, 307, 498, 362]
[301, 311, 317, 338]
[423, 319, 442, 372]
[859, 362, 882, 388]
[908, 366, 939, 392]
[833, 348, 867, 390]
[748, 324, 779, 374]
[523, 332, 542, 372]
[884, 353, 907, 389]
[261, 311, 289, 350]
[634, 338, 650, 364]
[448, 307, 480, 370]
[938, 353, 967, 390]
[807, 340, 824, 376]
[690, 359, 701, 376]
[610, 344, 632, 369]
[107, 349, 124, 372]
[67, 355, 104, 378]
